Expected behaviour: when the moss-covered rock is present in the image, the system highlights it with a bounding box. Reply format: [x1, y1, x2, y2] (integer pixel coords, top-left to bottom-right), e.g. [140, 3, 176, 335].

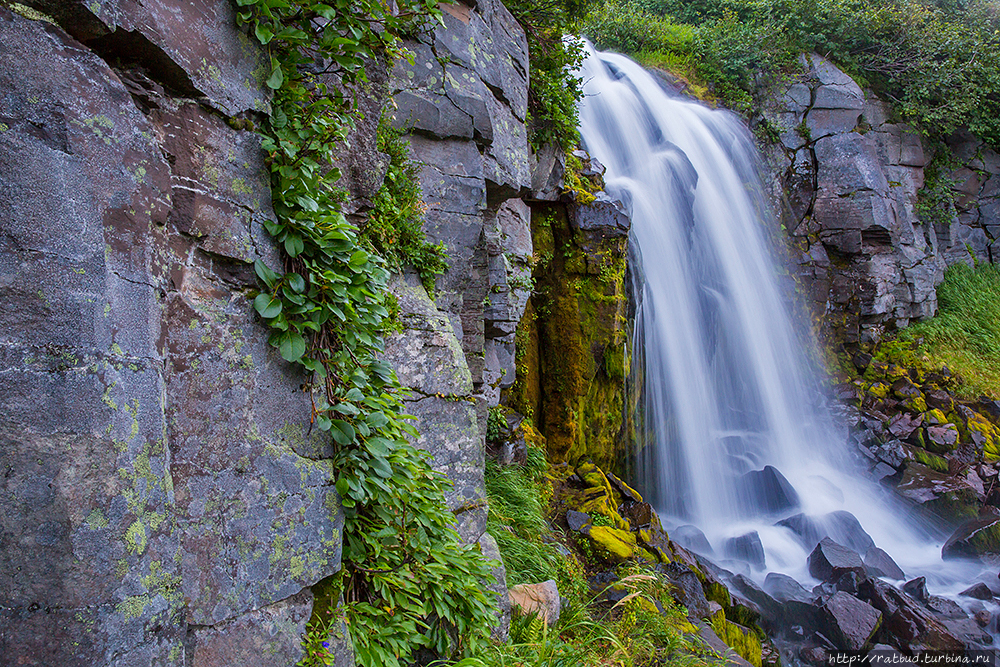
[519, 202, 630, 470]
[587, 525, 637, 562]
[709, 610, 763, 667]
[942, 515, 1000, 559]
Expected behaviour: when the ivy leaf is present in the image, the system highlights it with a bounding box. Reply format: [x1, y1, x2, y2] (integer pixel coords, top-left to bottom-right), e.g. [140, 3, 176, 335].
[253, 293, 282, 318]
[349, 250, 369, 267]
[254, 23, 274, 44]
[284, 234, 305, 257]
[278, 331, 306, 361]
[266, 59, 284, 89]
[331, 420, 356, 445]
[287, 273, 306, 293]
[254, 259, 280, 289]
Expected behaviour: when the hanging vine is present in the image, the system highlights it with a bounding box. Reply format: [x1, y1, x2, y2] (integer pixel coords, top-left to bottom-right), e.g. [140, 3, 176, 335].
[234, 1, 496, 664]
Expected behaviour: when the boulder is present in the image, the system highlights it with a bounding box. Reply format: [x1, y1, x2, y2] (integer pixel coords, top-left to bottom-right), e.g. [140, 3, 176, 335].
[673, 524, 714, 554]
[725, 531, 766, 570]
[566, 510, 592, 533]
[943, 516, 1000, 559]
[731, 574, 784, 629]
[819, 591, 882, 651]
[659, 562, 711, 619]
[959, 583, 993, 600]
[895, 463, 982, 524]
[509, 580, 560, 626]
[587, 525, 637, 563]
[902, 577, 929, 603]
[778, 511, 875, 553]
[863, 546, 905, 580]
[857, 578, 965, 652]
[737, 466, 801, 516]
[808, 538, 866, 582]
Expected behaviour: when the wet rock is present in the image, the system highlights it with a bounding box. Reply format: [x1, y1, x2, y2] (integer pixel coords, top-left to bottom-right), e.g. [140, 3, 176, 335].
[960, 583, 993, 600]
[889, 413, 923, 439]
[863, 546, 905, 580]
[738, 465, 801, 516]
[974, 609, 992, 627]
[566, 510, 592, 533]
[835, 571, 865, 595]
[731, 574, 784, 627]
[925, 596, 966, 619]
[871, 462, 898, 482]
[764, 573, 812, 604]
[624, 502, 657, 531]
[808, 537, 866, 582]
[777, 511, 875, 553]
[725, 531, 766, 570]
[903, 577, 929, 602]
[509, 580, 560, 626]
[659, 562, 711, 619]
[857, 578, 965, 652]
[927, 424, 960, 452]
[673, 524, 714, 554]
[819, 591, 882, 651]
[896, 463, 982, 524]
[943, 514, 1000, 559]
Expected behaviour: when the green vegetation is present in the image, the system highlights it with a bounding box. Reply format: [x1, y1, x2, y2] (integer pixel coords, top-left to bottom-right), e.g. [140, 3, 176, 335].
[504, 0, 595, 149]
[481, 451, 726, 667]
[235, 1, 495, 664]
[897, 262, 1000, 399]
[582, 0, 1000, 145]
[360, 117, 448, 295]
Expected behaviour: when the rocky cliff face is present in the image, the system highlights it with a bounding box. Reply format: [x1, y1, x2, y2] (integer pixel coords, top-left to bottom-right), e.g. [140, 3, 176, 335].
[763, 54, 1000, 345]
[0, 0, 539, 664]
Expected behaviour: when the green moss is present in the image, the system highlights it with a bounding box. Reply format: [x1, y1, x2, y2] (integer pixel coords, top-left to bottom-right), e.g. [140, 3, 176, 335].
[710, 611, 762, 667]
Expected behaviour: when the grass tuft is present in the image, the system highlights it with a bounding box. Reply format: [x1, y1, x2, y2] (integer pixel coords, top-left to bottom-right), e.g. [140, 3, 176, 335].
[901, 262, 1000, 399]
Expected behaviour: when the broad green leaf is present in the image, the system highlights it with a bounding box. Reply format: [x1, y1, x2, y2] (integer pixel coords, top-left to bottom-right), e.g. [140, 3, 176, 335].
[265, 60, 284, 89]
[331, 419, 356, 445]
[253, 292, 282, 318]
[278, 331, 306, 362]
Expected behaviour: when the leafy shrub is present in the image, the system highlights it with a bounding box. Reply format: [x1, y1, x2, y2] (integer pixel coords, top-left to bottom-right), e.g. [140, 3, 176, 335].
[236, 1, 496, 664]
[504, 0, 596, 149]
[583, 0, 1000, 148]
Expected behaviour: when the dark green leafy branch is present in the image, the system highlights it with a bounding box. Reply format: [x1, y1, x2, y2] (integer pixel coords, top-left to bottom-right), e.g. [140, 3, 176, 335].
[234, 1, 496, 664]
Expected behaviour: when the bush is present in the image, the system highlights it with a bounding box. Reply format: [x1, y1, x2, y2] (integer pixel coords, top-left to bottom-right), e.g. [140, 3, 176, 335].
[582, 0, 1000, 148]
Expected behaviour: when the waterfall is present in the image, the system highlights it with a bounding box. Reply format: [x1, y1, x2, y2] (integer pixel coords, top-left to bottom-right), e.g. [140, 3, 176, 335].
[577, 44, 990, 594]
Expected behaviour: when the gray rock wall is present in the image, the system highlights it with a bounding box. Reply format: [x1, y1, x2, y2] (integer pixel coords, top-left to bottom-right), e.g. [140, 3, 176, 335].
[764, 54, 1000, 344]
[1, 0, 533, 662]
[0, 5, 345, 665]
[384, 0, 533, 559]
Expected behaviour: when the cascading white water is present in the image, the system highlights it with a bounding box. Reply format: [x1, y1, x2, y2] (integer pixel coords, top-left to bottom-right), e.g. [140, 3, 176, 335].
[577, 43, 994, 597]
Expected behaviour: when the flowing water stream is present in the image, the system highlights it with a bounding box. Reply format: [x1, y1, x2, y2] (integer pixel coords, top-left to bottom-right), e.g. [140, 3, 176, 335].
[576, 44, 995, 605]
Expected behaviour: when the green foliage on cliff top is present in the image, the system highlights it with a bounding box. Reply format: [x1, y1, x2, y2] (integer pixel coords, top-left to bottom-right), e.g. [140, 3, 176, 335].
[899, 261, 1000, 399]
[582, 0, 1000, 146]
[505, 0, 596, 149]
[235, 1, 495, 664]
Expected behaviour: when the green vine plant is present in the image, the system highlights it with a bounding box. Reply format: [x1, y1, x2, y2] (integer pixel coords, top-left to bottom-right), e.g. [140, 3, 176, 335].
[233, 1, 496, 664]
